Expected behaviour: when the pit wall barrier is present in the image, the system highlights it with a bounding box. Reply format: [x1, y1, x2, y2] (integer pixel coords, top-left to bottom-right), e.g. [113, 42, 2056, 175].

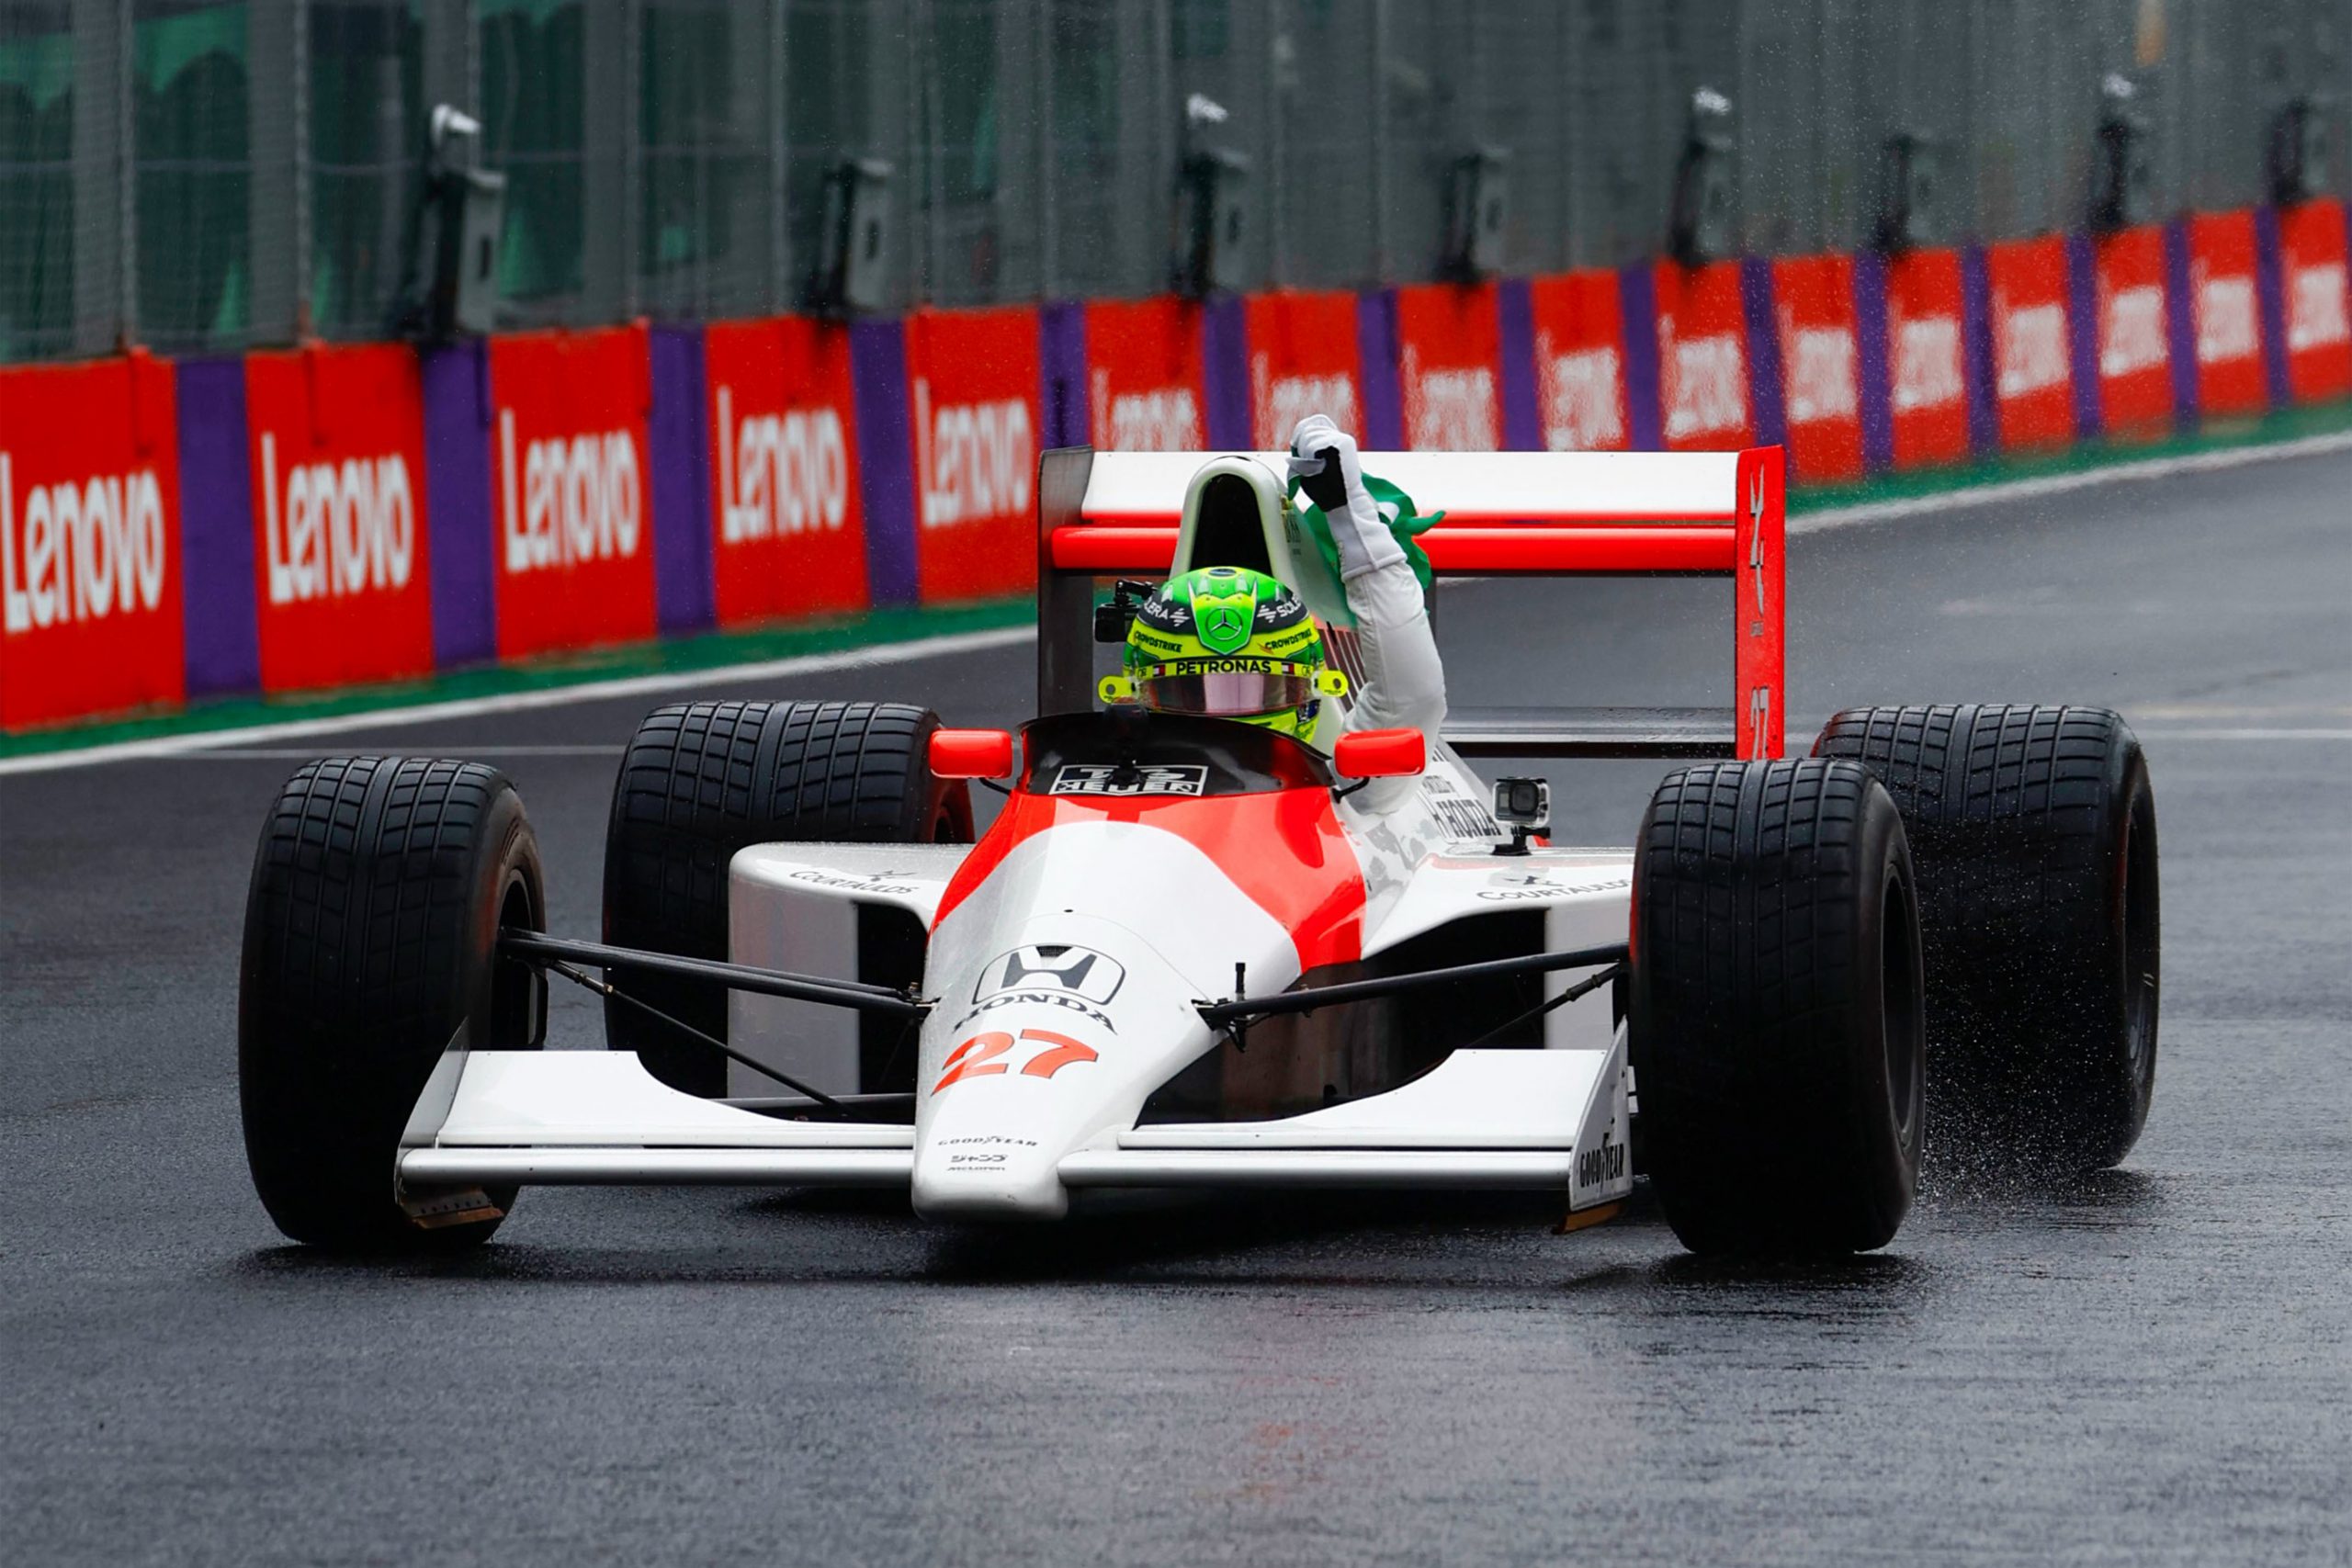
[3, 198, 2347, 734]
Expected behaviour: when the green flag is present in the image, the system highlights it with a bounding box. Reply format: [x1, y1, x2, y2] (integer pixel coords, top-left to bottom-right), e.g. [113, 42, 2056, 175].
[1286, 472, 1443, 626]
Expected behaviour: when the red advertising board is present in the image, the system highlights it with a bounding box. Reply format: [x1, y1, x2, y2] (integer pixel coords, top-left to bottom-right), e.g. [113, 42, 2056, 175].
[243, 344, 434, 692]
[2186, 210, 2266, 417]
[488, 325, 658, 660]
[1652, 261, 1753, 450]
[1396, 283, 1502, 450]
[0, 354, 184, 729]
[903, 306, 1041, 602]
[1083, 299, 1206, 451]
[1882, 247, 1971, 468]
[703, 316, 867, 628]
[2091, 225, 2173, 433]
[1245, 290, 1362, 449]
[1527, 270, 1631, 451]
[2278, 197, 2352, 404]
[1770, 253, 1864, 481]
[1984, 236, 2075, 451]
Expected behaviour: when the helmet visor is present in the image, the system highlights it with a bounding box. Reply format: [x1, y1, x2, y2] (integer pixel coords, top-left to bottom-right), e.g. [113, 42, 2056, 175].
[1137, 669, 1315, 718]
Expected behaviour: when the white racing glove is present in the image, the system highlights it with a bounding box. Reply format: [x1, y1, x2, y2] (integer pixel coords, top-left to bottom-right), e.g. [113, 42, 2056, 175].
[1286, 415, 1405, 582]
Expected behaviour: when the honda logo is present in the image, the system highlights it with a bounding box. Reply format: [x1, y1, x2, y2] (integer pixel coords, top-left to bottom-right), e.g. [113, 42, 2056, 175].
[974, 945, 1125, 1007]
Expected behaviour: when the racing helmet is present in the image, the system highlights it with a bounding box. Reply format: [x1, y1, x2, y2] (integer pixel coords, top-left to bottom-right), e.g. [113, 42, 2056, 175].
[1104, 566, 1347, 746]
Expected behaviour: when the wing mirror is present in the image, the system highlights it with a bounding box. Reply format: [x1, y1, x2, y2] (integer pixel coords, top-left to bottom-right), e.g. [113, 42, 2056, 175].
[929, 728, 1015, 780]
[1333, 728, 1425, 780]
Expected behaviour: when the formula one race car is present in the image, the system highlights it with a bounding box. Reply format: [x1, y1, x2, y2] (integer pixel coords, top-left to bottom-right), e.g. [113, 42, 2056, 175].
[237, 446, 2160, 1257]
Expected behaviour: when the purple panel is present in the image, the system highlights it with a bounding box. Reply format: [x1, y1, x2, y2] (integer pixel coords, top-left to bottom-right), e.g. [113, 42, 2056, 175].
[850, 318, 919, 607]
[1497, 277, 1541, 451]
[174, 357, 260, 698]
[1201, 294, 1251, 449]
[2064, 232, 2104, 439]
[1353, 289, 1403, 450]
[420, 341, 496, 667]
[1960, 245, 1998, 456]
[2254, 205, 2293, 410]
[1738, 256, 1788, 450]
[1039, 300, 1088, 449]
[2161, 219, 2199, 430]
[648, 325, 715, 634]
[1618, 263, 1664, 451]
[1852, 250, 1895, 472]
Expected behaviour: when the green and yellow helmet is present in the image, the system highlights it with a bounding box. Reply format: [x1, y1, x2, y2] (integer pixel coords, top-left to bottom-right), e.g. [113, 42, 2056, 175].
[1102, 566, 1349, 745]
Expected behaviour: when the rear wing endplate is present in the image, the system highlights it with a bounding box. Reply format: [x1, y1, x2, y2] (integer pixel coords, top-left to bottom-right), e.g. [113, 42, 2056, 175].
[1035, 446, 1786, 761]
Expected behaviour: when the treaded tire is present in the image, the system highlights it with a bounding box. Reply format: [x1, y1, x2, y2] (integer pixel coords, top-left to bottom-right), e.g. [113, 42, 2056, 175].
[1631, 759, 1926, 1256]
[602, 700, 974, 1096]
[1813, 705, 2158, 1170]
[239, 757, 546, 1250]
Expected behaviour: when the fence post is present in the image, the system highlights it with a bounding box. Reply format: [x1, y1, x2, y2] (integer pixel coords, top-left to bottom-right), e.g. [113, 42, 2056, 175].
[248, 4, 305, 344]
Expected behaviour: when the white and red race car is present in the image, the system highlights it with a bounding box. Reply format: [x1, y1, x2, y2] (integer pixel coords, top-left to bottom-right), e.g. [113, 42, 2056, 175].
[238, 446, 2160, 1257]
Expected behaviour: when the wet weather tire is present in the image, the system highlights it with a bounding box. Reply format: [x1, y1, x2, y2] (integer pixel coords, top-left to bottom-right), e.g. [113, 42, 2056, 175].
[1630, 760, 1926, 1256]
[1813, 705, 2158, 1170]
[239, 758, 547, 1250]
[602, 700, 974, 1096]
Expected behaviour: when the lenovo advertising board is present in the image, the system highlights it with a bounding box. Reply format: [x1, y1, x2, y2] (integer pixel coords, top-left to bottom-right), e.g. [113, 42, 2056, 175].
[1395, 283, 1503, 451]
[2186, 210, 2267, 418]
[2278, 197, 2352, 404]
[1526, 270, 1632, 451]
[902, 307, 1041, 602]
[1083, 299, 1207, 451]
[703, 316, 867, 627]
[1770, 253, 1864, 482]
[1652, 261, 1754, 450]
[1244, 290, 1363, 449]
[1984, 236, 2076, 450]
[0, 355, 184, 729]
[1881, 247, 1972, 468]
[488, 325, 659, 659]
[2091, 225, 2173, 433]
[243, 344, 434, 692]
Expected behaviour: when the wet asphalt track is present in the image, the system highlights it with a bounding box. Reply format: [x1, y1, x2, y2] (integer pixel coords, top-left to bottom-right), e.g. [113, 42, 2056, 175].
[4, 449, 2349, 1566]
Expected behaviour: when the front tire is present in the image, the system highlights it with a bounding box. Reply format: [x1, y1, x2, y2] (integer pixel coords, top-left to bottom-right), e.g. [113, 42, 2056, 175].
[602, 700, 973, 1096]
[1814, 705, 2158, 1169]
[1630, 760, 1926, 1256]
[239, 758, 546, 1250]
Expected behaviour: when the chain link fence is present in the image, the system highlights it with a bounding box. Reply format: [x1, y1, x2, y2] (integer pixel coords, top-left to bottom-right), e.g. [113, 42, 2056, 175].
[2, 0, 2345, 363]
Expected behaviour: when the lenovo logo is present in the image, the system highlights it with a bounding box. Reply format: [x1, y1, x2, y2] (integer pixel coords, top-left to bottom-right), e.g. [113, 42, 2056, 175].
[1252, 360, 1358, 449]
[1091, 372, 1203, 452]
[1536, 339, 1624, 451]
[2287, 263, 2350, 353]
[1663, 331, 1747, 441]
[2099, 284, 2167, 378]
[259, 434, 416, 606]
[1891, 315, 1963, 412]
[914, 381, 1033, 528]
[716, 387, 849, 544]
[1996, 300, 2069, 397]
[1, 453, 169, 634]
[1404, 352, 1499, 451]
[499, 412, 643, 574]
[1783, 324, 1858, 424]
[2193, 273, 2258, 365]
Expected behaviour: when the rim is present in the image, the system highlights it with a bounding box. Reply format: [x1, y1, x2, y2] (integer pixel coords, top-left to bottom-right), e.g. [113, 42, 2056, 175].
[1880, 864, 1925, 1149]
[2120, 783, 2160, 1080]
[489, 869, 540, 1047]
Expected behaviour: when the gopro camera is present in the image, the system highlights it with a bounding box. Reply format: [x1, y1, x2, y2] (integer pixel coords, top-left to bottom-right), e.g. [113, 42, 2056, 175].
[1493, 776, 1550, 856]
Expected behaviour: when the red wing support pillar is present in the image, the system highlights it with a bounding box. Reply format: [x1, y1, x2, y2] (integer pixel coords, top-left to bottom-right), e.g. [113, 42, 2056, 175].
[1733, 445, 1787, 760]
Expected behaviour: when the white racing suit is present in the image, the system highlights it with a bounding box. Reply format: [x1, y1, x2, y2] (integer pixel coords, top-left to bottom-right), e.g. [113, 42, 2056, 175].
[1285, 415, 1447, 806]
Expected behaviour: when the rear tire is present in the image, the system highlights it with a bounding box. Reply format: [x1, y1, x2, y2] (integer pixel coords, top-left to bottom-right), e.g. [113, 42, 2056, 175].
[602, 700, 973, 1096]
[239, 758, 547, 1250]
[1814, 705, 2158, 1170]
[1630, 760, 1926, 1256]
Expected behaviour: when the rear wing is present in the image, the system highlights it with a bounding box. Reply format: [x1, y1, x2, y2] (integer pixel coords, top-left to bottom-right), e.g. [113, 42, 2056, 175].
[1035, 446, 1786, 761]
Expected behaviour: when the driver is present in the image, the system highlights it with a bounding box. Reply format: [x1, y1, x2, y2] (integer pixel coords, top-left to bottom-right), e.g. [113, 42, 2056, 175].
[1114, 414, 1448, 756]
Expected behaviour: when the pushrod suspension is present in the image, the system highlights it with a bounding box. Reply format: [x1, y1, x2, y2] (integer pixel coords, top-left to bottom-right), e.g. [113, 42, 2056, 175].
[499, 932, 930, 1018]
[1196, 942, 1630, 1029]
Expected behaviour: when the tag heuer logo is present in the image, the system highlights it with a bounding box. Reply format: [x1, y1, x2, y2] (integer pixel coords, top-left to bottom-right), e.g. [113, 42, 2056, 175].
[1049, 763, 1209, 796]
[974, 945, 1125, 1006]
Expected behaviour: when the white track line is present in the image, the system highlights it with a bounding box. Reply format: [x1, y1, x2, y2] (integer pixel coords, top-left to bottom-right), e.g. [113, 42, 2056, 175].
[1786, 428, 2352, 535]
[0, 626, 1035, 777]
[4, 429, 2347, 778]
